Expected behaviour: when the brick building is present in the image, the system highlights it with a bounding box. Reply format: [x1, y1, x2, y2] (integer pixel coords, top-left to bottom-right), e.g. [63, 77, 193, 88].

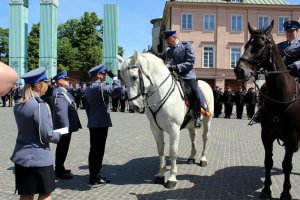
[151, 0, 300, 91]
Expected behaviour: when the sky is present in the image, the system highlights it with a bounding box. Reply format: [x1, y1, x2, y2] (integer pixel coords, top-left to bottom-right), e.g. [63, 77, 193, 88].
[0, 0, 299, 59]
[0, 0, 167, 59]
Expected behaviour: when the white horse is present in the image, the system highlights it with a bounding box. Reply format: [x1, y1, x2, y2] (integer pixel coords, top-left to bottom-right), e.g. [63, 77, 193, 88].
[120, 51, 214, 188]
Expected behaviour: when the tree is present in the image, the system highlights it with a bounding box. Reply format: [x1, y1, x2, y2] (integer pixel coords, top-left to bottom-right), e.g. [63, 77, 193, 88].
[0, 28, 9, 64]
[28, 24, 40, 70]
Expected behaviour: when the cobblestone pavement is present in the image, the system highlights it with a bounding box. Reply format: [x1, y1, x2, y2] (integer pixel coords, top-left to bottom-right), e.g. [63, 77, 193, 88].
[0, 107, 300, 200]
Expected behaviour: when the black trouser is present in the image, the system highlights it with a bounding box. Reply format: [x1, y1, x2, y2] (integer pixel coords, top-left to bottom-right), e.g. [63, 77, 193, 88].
[89, 127, 108, 181]
[236, 103, 244, 118]
[1, 96, 7, 107]
[55, 133, 72, 172]
[183, 79, 201, 114]
[119, 99, 126, 112]
[112, 98, 119, 111]
[224, 103, 233, 118]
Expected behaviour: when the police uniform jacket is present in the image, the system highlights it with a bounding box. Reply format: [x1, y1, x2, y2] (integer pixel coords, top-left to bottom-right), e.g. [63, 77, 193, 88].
[52, 86, 82, 133]
[11, 96, 61, 167]
[278, 38, 300, 68]
[162, 41, 196, 79]
[85, 81, 113, 128]
[112, 79, 122, 99]
[120, 86, 128, 100]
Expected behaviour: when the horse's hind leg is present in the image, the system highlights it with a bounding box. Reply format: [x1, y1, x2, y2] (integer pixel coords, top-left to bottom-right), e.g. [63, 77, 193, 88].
[280, 144, 295, 200]
[199, 118, 211, 167]
[150, 125, 166, 185]
[260, 129, 274, 199]
[187, 128, 197, 164]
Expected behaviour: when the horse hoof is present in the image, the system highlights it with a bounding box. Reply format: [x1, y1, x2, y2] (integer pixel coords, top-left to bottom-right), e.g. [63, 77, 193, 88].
[199, 160, 207, 167]
[280, 192, 291, 200]
[187, 158, 195, 164]
[154, 176, 165, 184]
[259, 191, 272, 199]
[164, 180, 177, 189]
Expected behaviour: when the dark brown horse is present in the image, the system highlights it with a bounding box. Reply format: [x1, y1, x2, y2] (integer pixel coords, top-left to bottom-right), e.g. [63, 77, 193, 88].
[235, 20, 300, 200]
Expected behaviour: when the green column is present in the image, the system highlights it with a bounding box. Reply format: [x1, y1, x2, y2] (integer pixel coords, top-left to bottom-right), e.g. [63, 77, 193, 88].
[39, 0, 58, 78]
[103, 4, 119, 85]
[9, 0, 29, 84]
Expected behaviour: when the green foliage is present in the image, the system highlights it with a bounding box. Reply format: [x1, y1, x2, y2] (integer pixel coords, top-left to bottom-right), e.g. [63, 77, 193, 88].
[0, 28, 9, 64]
[28, 24, 40, 70]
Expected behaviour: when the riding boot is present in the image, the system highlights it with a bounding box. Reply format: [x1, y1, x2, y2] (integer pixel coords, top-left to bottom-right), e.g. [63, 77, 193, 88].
[194, 111, 202, 128]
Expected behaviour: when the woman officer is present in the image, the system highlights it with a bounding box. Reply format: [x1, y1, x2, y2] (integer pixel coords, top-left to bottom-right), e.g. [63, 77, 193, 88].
[10, 67, 62, 200]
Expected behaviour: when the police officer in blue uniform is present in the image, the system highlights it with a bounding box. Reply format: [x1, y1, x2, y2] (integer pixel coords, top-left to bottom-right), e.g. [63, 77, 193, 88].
[52, 71, 82, 179]
[85, 64, 118, 185]
[277, 20, 300, 78]
[11, 67, 62, 200]
[111, 78, 122, 111]
[161, 30, 210, 127]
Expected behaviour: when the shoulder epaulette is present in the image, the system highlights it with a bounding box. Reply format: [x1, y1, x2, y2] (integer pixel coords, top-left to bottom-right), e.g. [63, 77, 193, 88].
[35, 96, 45, 103]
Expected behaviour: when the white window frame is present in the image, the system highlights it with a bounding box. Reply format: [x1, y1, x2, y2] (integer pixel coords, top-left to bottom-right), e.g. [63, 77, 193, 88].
[278, 16, 290, 33]
[181, 13, 193, 31]
[202, 45, 215, 68]
[203, 14, 216, 32]
[230, 47, 241, 69]
[258, 16, 269, 30]
[231, 15, 243, 32]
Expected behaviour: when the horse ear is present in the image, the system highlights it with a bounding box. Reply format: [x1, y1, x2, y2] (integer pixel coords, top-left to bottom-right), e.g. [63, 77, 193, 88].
[265, 20, 274, 34]
[248, 22, 255, 35]
[133, 50, 138, 62]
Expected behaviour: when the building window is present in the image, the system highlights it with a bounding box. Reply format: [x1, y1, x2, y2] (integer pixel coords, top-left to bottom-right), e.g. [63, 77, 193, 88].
[181, 14, 193, 30]
[230, 47, 241, 69]
[203, 46, 214, 68]
[231, 0, 241, 2]
[278, 17, 290, 33]
[258, 16, 269, 29]
[203, 15, 215, 31]
[231, 15, 242, 32]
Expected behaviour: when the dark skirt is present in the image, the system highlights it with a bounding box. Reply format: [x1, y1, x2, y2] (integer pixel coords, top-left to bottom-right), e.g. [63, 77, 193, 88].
[15, 164, 56, 195]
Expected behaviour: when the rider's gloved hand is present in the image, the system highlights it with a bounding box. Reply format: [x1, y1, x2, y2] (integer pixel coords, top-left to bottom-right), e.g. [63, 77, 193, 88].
[287, 63, 298, 76]
[166, 64, 177, 72]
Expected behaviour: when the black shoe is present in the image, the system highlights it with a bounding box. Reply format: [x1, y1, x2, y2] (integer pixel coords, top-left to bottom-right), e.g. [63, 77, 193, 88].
[90, 176, 110, 185]
[55, 171, 73, 179]
[194, 117, 202, 128]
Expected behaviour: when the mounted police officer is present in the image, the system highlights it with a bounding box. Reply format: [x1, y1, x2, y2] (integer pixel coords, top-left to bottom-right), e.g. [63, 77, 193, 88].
[51, 71, 82, 179]
[278, 20, 300, 78]
[85, 64, 118, 185]
[11, 67, 62, 200]
[161, 30, 210, 127]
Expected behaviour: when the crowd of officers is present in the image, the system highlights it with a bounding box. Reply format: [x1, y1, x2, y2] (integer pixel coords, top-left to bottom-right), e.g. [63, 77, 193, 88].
[1, 79, 134, 113]
[213, 85, 257, 119]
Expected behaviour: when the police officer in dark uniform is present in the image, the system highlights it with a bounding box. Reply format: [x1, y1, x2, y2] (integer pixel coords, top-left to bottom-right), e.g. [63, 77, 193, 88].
[85, 64, 118, 185]
[161, 30, 210, 127]
[119, 83, 128, 112]
[245, 87, 257, 119]
[222, 86, 234, 118]
[213, 86, 223, 118]
[11, 67, 62, 200]
[51, 72, 82, 179]
[278, 20, 300, 77]
[234, 86, 246, 119]
[111, 79, 122, 112]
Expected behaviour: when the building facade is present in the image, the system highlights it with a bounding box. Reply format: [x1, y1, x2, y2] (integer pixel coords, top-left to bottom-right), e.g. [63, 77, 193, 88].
[152, 0, 300, 91]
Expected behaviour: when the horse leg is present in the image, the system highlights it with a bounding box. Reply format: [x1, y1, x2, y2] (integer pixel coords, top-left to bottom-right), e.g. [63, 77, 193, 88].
[151, 125, 166, 185]
[280, 144, 294, 200]
[199, 118, 211, 167]
[165, 128, 180, 189]
[187, 128, 197, 164]
[260, 130, 274, 200]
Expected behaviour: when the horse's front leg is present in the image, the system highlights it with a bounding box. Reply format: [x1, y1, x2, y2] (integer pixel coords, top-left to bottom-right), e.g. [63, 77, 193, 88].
[150, 124, 166, 185]
[260, 128, 274, 200]
[199, 118, 211, 167]
[165, 126, 180, 189]
[187, 128, 197, 164]
[280, 143, 295, 200]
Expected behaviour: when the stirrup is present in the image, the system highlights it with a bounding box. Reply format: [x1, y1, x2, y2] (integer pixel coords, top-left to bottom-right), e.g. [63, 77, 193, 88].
[194, 117, 202, 128]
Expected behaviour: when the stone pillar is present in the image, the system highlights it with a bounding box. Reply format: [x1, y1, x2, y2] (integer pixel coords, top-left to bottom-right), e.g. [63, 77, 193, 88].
[103, 4, 119, 85]
[39, 0, 58, 78]
[9, 0, 29, 84]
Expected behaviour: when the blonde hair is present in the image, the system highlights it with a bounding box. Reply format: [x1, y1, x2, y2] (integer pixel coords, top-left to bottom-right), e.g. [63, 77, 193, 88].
[20, 82, 43, 103]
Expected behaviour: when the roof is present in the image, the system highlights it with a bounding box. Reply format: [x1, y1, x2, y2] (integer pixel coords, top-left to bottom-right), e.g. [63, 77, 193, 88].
[172, 0, 293, 5]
